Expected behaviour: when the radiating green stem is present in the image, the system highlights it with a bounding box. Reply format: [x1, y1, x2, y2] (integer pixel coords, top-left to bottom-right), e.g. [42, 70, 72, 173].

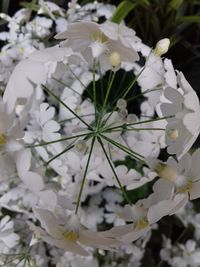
[100, 134, 144, 162]
[75, 137, 95, 214]
[104, 127, 165, 133]
[98, 71, 116, 127]
[92, 59, 98, 123]
[45, 143, 75, 166]
[42, 85, 93, 130]
[97, 137, 131, 204]
[52, 77, 82, 96]
[66, 64, 93, 99]
[26, 132, 90, 148]
[102, 115, 174, 132]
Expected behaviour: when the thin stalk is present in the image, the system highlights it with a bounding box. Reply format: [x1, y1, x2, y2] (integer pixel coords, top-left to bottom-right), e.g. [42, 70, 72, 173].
[75, 137, 95, 214]
[98, 71, 116, 127]
[59, 113, 95, 124]
[103, 127, 165, 133]
[42, 85, 93, 130]
[126, 88, 161, 103]
[97, 137, 131, 204]
[45, 143, 75, 166]
[66, 64, 93, 99]
[102, 115, 174, 132]
[52, 77, 82, 96]
[100, 134, 144, 162]
[92, 59, 97, 123]
[26, 132, 90, 148]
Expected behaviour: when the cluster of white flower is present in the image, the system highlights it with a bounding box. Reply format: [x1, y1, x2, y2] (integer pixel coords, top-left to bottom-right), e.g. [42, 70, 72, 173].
[0, 0, 200, 266]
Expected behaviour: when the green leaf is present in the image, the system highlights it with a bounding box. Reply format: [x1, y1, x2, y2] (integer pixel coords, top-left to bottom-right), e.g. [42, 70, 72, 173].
[0, 0, 10, 13]
[111, 1, 136, 23]
[169, 0, 183, 10]
[177, 15, 200, 24]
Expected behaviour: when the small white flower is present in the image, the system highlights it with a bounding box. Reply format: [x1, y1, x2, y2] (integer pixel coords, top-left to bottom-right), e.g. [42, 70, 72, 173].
[55, 21, 139, 71]
[32, 207, 120, 256]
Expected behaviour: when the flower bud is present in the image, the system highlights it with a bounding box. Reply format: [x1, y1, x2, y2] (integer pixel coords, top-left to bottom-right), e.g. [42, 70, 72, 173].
[154, 38, 170, 56]
[117, 98, 127, 110]
[109, 52, 121, 67]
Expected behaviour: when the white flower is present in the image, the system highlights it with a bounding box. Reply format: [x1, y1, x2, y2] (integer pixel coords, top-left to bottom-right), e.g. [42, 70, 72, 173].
[3, 46, 81, 113]
[32, 207, 120, 256]
[146, 148, 200, 201]
[0, 216, 19, 252]
[158, 70, 200, 158]
[55, 21, 139, 71]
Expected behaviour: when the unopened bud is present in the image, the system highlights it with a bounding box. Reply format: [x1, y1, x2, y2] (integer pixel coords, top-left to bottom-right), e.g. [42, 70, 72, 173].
[109, 52, 121, 67]
[154, 38, 170, 56]
[117, 98, 127, 110]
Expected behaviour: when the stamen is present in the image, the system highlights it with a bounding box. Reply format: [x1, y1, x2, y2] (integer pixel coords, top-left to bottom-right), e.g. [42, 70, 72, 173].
[63, 230, 79, 242]
[167, 129, 179, 140]
[136, 217, 149, 230]
[0, 134, 6, 145]
[156, 163, 177, 182]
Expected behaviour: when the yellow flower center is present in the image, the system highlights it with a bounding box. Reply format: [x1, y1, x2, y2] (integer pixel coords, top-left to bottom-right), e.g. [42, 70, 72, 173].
[177, 180, 193, 193]
[136, 217, 149, 230]
[91, 32, 108, 43]
[63, 230, 79, 242]
[167, 129, 179, 140]
[0, 134, 6, 145]
[156, 163, 177, 182]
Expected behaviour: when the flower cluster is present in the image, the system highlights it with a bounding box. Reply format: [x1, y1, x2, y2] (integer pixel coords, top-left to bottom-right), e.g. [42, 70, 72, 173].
[0, 0, 200, 266]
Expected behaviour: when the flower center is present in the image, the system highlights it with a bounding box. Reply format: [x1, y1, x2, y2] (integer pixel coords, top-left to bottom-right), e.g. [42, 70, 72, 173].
[155, 163, 177, 182]
[63, 230, 79, 242]
[136, 217, 149, 230]
[0, 134, 6, 146]
[177, 180, 193, 194]
[167, 129, 179, 140]
[91, 32, 108, 43]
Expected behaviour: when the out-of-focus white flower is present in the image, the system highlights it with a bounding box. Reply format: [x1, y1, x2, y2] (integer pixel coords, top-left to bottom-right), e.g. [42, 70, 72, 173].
[0, 216, 19, 252]
[38, 0, 65, 20]
[55, 21, 139, 72]
[3, 46, 82, 113]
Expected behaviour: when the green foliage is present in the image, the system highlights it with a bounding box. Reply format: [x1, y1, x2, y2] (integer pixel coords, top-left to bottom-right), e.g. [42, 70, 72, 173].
[0, 0, 10, 13]
[111, 1, 136, 23]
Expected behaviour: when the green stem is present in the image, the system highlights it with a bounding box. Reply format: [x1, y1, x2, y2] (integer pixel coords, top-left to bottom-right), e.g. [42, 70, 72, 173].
[102, 115, 174, 132]
[52, 77, 82, 96]
[98, 71, 116, 127]
[59, 113, 95, 124]
[66, 64, 93, 99]
[97, 137, 131, 204]
[100, 134, 144, 162]
[92, 59, 98, 123]
[104, 127, 165, 133]
[26, 132, 90, 148]
[42, 85, 93, 130]
[45, 143, 75, 166]
[75, 137, 95, 214]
